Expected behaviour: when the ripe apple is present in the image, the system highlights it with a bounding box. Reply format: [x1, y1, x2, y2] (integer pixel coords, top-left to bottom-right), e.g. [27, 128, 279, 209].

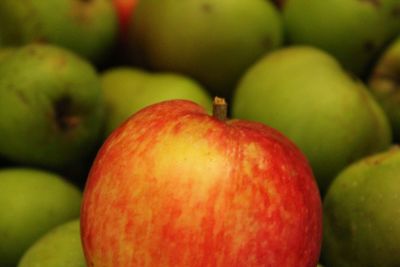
[0, 168, 82, 267]
[232, 46, 392, 195]
[0, 0, 118, 64]
[127, 0, 283, 97]
[0, 43, 104, 170]
[100, 67, 212, 137]
[18, 219, 85, 267]
[81, 98, 322, 267]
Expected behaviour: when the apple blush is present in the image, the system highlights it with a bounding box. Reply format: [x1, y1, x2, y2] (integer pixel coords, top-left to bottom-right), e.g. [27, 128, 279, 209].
[81, 97, 322, 267]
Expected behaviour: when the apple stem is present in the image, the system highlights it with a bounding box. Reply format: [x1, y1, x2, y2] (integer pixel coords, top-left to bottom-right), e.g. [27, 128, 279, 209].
[213, 96, 227, 121]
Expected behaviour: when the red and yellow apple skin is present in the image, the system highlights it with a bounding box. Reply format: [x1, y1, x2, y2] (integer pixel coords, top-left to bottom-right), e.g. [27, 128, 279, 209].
[80, 99, 322, 267]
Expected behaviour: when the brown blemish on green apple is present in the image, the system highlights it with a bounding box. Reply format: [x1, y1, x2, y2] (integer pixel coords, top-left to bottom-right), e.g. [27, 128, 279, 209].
[370, 57, 400, 94]
[364, 145, 400, 165]
[261, 36, 272, 50]
[358, 0, 381, 8]
[363, 40, 377, 53]
[16, 90, 29, 105]
[53, 96, 81, 131]
[201, 2, 213, 13]
[70, 0, 94, 24]
[391, 4, 400, 17]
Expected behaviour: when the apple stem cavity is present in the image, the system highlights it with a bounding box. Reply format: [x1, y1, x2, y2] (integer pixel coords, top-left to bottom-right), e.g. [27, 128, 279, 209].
[213, 96, 228, 121]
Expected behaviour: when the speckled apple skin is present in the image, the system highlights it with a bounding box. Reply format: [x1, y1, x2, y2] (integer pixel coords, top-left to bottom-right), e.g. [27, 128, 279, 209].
[81, 100, 322, 267]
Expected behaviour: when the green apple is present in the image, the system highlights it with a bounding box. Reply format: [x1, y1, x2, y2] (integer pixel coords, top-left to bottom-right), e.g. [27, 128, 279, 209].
[0, 47, 14, 62]
[128, 0, 283, 97]
[232, 46, 392, 195]
[18, 219, 85, 267]
[0, 0, 117, 64]
[368, 36, 400, 141]
[101, 67, 213, 136]
[322, 146, 400, 267]
[283, 0, 400, 76]
[0, 43, 104, 170]
[0, 168, 82, 267]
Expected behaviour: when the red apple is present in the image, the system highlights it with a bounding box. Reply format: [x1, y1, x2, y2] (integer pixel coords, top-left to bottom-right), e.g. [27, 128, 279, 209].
[80, 98, 322, 267]
[112, 0, 138, 41]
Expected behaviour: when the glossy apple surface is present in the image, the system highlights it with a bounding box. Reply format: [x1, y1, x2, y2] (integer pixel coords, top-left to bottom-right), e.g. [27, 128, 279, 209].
[81, 99, 322, 267]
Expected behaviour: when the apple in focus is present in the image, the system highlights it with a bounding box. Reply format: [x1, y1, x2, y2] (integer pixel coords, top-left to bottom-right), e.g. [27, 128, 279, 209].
[81, 98, 322, 267]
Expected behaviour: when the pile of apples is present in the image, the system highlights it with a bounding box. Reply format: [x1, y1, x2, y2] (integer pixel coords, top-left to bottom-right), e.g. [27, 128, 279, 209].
[0, 0, 399, 266]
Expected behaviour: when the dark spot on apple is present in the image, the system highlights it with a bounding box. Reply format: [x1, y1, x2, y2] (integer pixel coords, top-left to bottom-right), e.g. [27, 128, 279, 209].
[363, 40, 377, 53]
[71, 0, 94, 25]
[358, 0, 381, 8]
[32, 36, 49, 44]
[16, 90, 29, 105]
[261, 36, 272, 50]
[392, 4, 400, 17]
[53, 95, 81, 132]
[364, 146, 400, 165]
[201, 2, 213, 13]
[53, 56, 67, 69]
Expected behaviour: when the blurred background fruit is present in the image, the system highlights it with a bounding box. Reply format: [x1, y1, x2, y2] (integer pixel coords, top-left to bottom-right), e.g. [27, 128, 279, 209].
[101, 67, 213, 137]
[127, 0, 283, 98]
[18, 219, 85, 267]
[322, 146, 400, 267]
[368, 36, 400, 142]
[0, 168, 82, 267]
[112, 0, 138, 42]
[282, 0, 400, 77]
[0, 0, 118, 65]
[232, 46, 392, 195]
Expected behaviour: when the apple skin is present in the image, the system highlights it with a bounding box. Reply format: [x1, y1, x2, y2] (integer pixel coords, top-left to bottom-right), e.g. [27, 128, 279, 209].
[282, 0, 400, 76]
[0, 168, 82, 267]
[128, 0, 283, 97]
[81, 99, 322, 267]
[18, 219, 85, 267]
[0, 43, 104, 170]
[0, 0, 118, 64]
[232, 46, 392, 195]
[100, 67, 213, 137]
[322, 146, 400, 266]
[368, 36, 400, 142]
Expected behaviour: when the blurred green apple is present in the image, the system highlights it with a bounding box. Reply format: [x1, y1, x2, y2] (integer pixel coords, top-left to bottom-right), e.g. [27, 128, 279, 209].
[0, 0, 117, 64]
[283, 0, 400, 76]
[368, 36, 400, 141]
[101, 67, 213, 136]
[0, 168, 82, 267]
[18, 219, 85, 267]
[0, 47, 14, 62]
[128, 0, 283, 97]
[232, 46, 392, 195]
[0, 43, 104, 170]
